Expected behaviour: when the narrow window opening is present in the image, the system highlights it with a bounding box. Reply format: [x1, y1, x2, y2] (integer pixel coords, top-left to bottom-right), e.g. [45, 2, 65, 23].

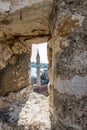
[30, 42, 49, 96]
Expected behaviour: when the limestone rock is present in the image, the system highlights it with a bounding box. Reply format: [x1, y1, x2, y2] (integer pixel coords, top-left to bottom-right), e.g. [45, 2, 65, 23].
[0, 53, 31, 96]
[0, 0, 53, 96]
[0, 90, 51, 130]
[0, 0, 87, 130]
[0, 44, 13, 70]
[49, 0, 87, 129]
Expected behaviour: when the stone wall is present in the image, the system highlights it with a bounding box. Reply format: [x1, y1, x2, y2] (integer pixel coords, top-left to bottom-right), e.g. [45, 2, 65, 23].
[0, 53, 31, 96]
[0, 27, 32, 96]
[0, 0, 87, 130]
[0, 0, 53, 96]
[49, 0, 87, 129]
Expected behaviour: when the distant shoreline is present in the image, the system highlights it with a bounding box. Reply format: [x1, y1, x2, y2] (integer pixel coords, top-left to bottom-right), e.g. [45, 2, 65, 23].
[30, 62, 48, 69]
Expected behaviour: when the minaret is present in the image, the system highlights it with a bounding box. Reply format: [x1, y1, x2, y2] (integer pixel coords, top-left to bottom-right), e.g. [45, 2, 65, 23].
[36, 49, 41, 87]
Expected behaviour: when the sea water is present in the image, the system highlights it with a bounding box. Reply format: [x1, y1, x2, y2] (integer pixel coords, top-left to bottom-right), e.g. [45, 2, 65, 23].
[31, 68, 47, 77]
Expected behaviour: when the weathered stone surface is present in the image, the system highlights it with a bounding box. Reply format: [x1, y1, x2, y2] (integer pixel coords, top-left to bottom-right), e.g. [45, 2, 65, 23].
[0, 0, 87, 130]
[0, 43, 13, 70]
[0, 0, 52, 38]
[0, 90, 51, 130]
[0, 0, 53, 96]
[49, 0, 87, 129]
[53, 90, 87, 130]
[0, 86, 32, 109]
[54, 75, 87, 97]
[0, 53, 31, 96]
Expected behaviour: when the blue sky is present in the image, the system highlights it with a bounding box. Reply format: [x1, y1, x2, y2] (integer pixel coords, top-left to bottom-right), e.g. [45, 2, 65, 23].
[31, 42, 48, 63]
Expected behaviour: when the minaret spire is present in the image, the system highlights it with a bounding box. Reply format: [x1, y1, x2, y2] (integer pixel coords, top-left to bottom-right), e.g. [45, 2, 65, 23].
[36, 49, 41, 87]
[37, 49, 40, 60]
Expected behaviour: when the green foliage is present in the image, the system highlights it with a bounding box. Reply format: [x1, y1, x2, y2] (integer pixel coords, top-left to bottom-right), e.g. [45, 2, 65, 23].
[45, 93, 49, 97]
